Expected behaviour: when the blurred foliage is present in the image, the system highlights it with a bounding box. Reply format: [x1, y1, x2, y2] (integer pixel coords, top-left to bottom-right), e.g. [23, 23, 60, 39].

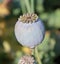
[0, 0, 60, 64]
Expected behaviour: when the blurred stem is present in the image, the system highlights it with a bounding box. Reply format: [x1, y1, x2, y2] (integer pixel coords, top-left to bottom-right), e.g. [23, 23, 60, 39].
[25, 0, 31, 13]
[20, 0, 26, 13]
[31, 0, 34, 13]
[34, 47, 42, 64]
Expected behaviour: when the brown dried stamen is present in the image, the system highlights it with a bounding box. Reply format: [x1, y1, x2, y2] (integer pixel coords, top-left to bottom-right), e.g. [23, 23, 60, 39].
[18, 13, 38, 23]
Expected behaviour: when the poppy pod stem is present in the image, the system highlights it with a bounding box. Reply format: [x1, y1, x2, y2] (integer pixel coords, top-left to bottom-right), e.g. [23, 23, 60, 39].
[25, 0, 31, 13]
[34, 46, 42, 64]
[20, 0, 27, 13]
[31, 0, 34, 13]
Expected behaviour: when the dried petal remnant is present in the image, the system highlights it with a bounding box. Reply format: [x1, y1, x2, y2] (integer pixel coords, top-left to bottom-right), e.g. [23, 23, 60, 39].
[18, 13, 38, 23]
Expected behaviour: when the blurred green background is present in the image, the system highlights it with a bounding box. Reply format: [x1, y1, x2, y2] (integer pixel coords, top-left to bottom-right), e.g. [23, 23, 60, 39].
[0, 0, 60, 64]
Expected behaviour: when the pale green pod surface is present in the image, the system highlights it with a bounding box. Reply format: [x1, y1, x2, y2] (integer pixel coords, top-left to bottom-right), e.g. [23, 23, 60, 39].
[15, 14, 45, 48]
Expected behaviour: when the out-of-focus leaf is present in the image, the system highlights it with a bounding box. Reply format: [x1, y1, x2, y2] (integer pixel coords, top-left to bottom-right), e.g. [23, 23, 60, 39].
[13, 8, 20, 15]
[50, 51, 55, 57]
[14, 51, 22, 64]
[40, 13, 48, 21]
[54, 9, 60, 28]
[15, 51, 22, 58]
[48, 13, 55, 27]
[50, 38, 56, 50]
[38, 31, 50, 52]
[36, 5, 44, 13]
[48, 9, 60, 28]
[36, 0, 44, 13]
[39, 51, 44, 59]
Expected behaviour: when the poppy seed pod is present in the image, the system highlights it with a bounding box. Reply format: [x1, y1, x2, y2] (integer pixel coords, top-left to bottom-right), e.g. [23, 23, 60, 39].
[15, 13, 45, 48]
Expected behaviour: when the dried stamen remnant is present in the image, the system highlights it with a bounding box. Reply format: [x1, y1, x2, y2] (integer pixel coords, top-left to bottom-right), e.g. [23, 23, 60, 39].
[18, 55, 35, 64]
[18, 13, 38, 23]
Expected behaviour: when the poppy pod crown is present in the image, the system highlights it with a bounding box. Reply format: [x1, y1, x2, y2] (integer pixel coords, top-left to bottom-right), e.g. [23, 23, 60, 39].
[18, 13, 38, 23]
